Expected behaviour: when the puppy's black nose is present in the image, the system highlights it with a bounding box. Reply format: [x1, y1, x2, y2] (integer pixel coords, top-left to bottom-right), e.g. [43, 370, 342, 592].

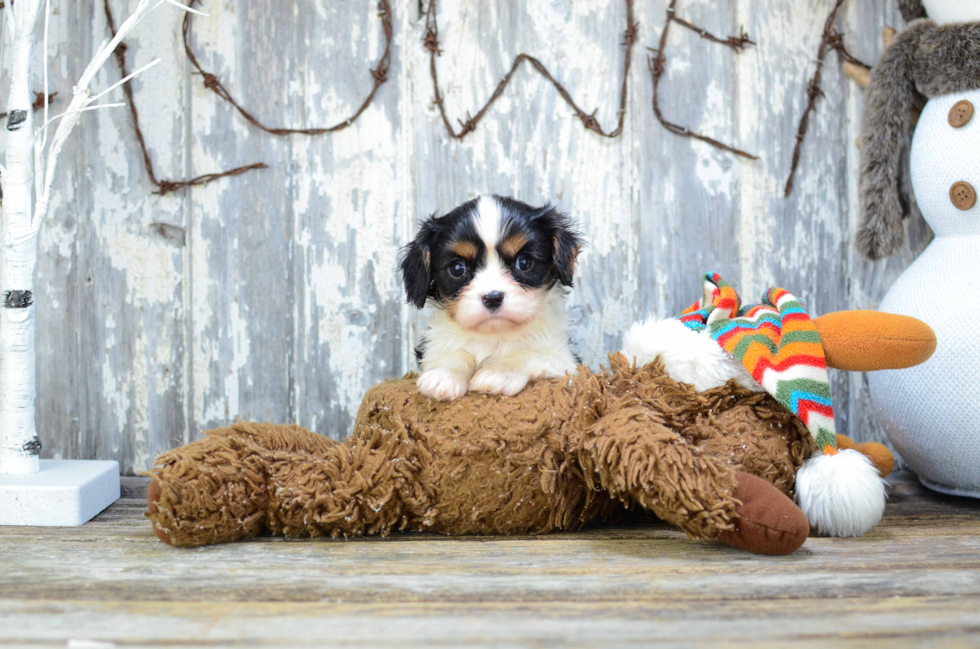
[481, 291, 504, 312]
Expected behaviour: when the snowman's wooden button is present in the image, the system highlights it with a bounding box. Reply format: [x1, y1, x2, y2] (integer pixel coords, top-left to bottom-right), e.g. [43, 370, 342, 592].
[950, 181, 977, 211]
[949, 100, 974, 128]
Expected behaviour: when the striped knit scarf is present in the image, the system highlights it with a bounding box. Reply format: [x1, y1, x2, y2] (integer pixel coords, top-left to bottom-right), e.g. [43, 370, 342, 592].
[678, 273, 837, 451]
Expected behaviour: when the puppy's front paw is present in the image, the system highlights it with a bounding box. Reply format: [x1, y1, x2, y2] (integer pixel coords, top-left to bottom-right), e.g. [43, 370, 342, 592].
[417, 369, 469, 401]
[468, 368, 529, 397]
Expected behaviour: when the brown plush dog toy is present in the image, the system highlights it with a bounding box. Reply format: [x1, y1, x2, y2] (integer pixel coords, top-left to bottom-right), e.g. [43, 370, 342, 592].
[146, 308, 935, 555]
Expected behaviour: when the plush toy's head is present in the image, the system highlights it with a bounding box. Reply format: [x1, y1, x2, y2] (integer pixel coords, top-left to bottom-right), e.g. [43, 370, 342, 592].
[623, 273, 937, 538]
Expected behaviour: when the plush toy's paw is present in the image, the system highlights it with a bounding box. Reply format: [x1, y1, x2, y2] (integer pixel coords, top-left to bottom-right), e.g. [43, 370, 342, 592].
[718, 472, 810, 556]
[468, 368, 529, 396]
[417, 369, 469, 401]
[146, 478, 172, 545]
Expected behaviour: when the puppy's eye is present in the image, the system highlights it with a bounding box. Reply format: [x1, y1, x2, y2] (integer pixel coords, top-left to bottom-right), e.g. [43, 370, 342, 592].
[515, 255, 533, 272]
[449, 260, 467, 278]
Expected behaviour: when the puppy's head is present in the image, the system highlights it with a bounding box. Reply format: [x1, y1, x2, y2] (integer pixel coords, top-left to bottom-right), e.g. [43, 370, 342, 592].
[400, 195, 581, 334]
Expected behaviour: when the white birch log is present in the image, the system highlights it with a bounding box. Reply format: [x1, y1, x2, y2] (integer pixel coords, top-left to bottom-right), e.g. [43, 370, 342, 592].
[0, 0, 202, 475]
[0, 0, 44, 474]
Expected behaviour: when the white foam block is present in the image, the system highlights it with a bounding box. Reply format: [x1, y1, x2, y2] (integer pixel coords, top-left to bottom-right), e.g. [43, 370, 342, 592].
[0, 460, 120, 526]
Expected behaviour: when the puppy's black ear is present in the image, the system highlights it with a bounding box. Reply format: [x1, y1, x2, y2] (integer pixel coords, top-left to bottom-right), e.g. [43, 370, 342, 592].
[400, 219, 438, 309]
[552, 223, 582, 288]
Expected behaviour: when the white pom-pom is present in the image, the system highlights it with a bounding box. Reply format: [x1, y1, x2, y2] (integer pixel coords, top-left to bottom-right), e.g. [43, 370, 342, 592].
[796, 448, 886, 537]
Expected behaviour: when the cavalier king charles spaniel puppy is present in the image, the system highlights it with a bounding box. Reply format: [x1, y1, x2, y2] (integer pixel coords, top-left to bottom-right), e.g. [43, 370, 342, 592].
[400, 195, 582, 401]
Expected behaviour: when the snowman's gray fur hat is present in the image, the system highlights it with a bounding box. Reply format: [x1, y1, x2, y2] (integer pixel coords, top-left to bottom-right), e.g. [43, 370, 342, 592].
[898, 0, 927, 21]
[858, 9, 980, 259]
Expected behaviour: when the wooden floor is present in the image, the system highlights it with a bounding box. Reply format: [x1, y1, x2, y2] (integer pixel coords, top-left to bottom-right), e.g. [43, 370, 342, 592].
[2, 473, 979, 648]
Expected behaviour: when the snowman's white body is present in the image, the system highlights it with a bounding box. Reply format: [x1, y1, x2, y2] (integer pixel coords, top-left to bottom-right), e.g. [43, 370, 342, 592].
[923, 0, 980, 24]
[868, 88, 980, 497]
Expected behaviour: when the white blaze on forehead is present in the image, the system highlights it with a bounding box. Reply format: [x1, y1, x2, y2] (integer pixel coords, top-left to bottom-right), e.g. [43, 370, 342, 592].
[474, 195, 502, 252]
[466, 196, 520, 318]
[472, 196, 508, 289]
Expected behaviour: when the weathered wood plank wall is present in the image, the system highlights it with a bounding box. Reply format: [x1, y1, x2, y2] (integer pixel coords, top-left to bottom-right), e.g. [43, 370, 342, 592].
[1, 0, 930, 475]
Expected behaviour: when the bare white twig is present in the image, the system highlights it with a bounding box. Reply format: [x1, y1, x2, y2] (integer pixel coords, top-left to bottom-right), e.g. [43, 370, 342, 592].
[35, 102, 128, 132]
[42, 0, 50, 137]
[34, 0, 52, 203]
[31, 0, 204, 234]
[89, 58, 162, 103]
[163, 0, 208, 16]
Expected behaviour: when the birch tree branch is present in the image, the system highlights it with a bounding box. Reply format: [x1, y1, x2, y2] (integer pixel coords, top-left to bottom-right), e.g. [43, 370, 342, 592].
[32, 0, 205, 235]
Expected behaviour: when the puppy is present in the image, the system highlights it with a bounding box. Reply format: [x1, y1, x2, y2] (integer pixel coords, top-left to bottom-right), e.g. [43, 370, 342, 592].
[400, 195, 582, 401]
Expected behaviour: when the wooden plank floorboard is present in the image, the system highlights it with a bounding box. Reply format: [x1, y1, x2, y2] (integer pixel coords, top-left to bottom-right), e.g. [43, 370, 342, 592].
[2, 472, 979, 647]
[3, 597, 980, 648]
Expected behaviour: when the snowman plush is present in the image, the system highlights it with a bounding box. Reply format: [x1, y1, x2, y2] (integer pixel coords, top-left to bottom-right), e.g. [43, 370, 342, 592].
[858, 0, 980, 496]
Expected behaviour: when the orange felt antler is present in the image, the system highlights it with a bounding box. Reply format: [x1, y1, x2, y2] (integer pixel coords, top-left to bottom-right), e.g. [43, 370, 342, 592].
[837, 433, 895, 478]
[814, 310, 936, 372]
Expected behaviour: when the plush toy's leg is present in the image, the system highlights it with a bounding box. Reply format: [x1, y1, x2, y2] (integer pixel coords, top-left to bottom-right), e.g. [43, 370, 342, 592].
[687, 402, 813, 497]
[583, 402, 741, 538]
[262, 424, 428, 540]
[146, 422, 307, 547]
[583, 402, 809, 555]
[148, 421, 428, 547]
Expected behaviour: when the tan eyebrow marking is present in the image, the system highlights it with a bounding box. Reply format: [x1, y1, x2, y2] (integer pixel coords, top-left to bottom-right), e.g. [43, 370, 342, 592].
[450, 240, 479, 260]
[500, 234, 528, 258]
